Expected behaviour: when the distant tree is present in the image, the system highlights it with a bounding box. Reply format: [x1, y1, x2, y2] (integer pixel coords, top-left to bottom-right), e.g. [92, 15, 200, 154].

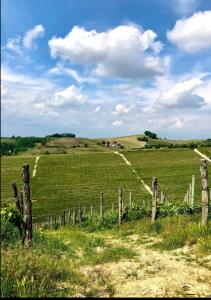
[144, 131, 158, 139]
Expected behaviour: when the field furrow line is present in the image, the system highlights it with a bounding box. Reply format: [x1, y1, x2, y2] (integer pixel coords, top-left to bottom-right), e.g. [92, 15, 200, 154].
[32, 156, 40, 177]
[194, 148, 211, 163]
[114, 151, 153, 195]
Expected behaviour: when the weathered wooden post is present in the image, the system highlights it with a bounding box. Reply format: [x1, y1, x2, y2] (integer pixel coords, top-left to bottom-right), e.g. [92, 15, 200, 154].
[90, 204, 93, 217]
[19, 191, 24, 216]
[63, 211, 66, 226]
[118, 187, 123, 225]
[112, 203, 114, 213]
[191, 175, 195, 208]
[189, 183, 192, 203]
[100, 192, 104, 220]
[160, 191, 164, 203]
[129, 191, 132, 208]
[60, 213, 63, 226]
[200, 159, 209, 225]
[22, 164, 32, 246]
[72, 208, 76, 225]
[68, 209, 71, 224]
[11, 182, 23, 240]
[78, 205, 82, 223]
[187, 189, 189, 204]
[151, 177, 158, 224]
[11, 182, 21, 211]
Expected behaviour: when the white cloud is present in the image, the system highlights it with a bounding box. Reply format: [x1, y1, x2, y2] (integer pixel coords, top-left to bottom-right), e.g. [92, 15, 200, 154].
[173, 118, 184, 129]
[49, 25, 167, 79]
[158, 78, 205, 108]
[50, 85, 88, 107]
[23, 24, 45, 49]
[112, 120, 123, 127]
[167, 11, 211, 52]
[173, 0, 199, 15]
[6, 36, 23, 56]
[112, 104, 131, 115]
[47, 63, 98, 84]
[1, 66, 58, 118]
[95, 106, 101, 112]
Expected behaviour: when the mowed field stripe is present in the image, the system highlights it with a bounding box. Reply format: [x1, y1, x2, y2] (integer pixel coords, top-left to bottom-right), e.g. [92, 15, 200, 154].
[114, 151, 153, 195]
[32, 156, 40, 177]
[194, 149, 211, 163]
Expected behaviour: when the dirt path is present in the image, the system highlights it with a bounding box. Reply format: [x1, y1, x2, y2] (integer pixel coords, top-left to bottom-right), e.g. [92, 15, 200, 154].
[84, 234, 211, 297]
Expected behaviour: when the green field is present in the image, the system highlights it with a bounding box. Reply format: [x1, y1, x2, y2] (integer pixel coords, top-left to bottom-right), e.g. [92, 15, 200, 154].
[1, 152, 150, 220]
[1, 148, 211, 221]
[124, 149, 210, 203]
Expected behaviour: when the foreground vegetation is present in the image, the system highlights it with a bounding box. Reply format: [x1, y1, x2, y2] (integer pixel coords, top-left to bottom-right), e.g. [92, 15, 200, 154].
[1, 205, 211, 297]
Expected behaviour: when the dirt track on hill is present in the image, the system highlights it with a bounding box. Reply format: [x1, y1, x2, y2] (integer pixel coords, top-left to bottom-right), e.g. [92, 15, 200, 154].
[83, 234, 211, 297]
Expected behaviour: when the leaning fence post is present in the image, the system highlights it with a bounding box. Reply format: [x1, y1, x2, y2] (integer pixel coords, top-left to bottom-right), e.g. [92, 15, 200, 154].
[200, 159, 209, 225]
[100, 192, 104, 220]
[22, 164, 32, 246]
[151, 177, 158, 224]
[118, 187, 123, 225]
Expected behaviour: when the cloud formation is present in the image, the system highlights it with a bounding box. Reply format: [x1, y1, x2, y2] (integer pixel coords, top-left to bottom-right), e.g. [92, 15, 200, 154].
[112, 104, 131, 115]
[23, 24, 45, 49]
[50, 85, 88, 107]
[49, 25, 167, 79]
[167, 11, 211, 52]
[158, 78, 205, 108]
[112, 120, 123, 127]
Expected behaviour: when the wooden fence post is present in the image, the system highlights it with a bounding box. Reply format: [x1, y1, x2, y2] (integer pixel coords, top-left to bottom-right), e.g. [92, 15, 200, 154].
[60, 213, 63, 226]
[151, 177, 158, 224]
[118, 187, 123, 225]
[78, 205, 82, 223]
[72, 208, 76, 225]
[22, 164, 32, 246]
[90, 204, 93, 217]
[160, 191, 165, 203]
[100, 192, 104, 220]
[67, 209, 71, 224]
[200, 159, 209, 225]
[129, 191, 132, 208]
[11, 182, 23, 240]
[191, 175, 195, 209]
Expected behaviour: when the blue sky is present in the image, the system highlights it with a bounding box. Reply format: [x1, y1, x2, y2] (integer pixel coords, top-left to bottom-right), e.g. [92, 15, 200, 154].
[1, 0, 211, 138]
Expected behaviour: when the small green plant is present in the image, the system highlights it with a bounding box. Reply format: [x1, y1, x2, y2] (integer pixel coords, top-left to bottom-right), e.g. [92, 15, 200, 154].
[1, 205, 21, 245]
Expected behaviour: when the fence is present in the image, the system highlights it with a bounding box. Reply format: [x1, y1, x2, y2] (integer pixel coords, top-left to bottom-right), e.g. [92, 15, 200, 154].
[10, 159, 210, 245]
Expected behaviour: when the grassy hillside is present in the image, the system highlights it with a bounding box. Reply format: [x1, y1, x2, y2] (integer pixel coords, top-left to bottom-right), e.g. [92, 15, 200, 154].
[1, 134, 209, 156]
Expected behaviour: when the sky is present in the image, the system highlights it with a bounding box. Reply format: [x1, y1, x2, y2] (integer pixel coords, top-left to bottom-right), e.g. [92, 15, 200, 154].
[1, 0, 211, 139]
